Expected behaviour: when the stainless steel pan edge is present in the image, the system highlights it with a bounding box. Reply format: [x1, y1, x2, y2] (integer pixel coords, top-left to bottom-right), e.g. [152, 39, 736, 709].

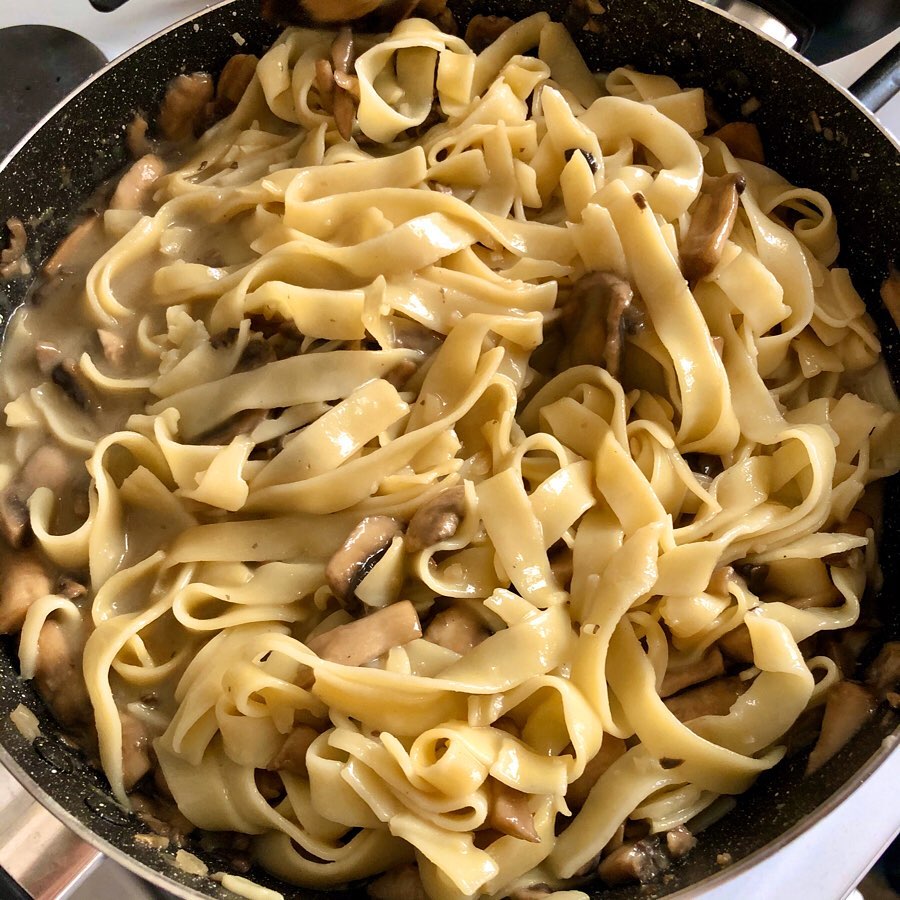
[0, 1, 898, 898]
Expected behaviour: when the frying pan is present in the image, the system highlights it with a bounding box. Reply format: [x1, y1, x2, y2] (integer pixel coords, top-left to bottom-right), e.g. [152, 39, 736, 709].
[0, 0, 898, 897]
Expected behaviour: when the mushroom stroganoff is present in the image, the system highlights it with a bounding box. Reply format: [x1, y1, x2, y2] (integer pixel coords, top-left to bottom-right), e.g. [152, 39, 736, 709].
[1, 11, 899, 900]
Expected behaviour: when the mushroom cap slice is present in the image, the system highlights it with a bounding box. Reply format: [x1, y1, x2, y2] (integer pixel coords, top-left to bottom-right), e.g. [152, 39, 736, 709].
[325, 515, 403, 603]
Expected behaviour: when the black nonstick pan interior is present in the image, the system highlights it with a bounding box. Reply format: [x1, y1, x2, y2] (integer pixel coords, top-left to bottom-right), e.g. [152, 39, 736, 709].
[0, 1, 897, 897]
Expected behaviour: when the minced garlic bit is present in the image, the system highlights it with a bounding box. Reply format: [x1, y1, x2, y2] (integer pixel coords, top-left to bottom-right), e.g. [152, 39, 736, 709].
[10, 704, 41, 742]
[173, 849, 209, 877]
[135, 833, 170, 849]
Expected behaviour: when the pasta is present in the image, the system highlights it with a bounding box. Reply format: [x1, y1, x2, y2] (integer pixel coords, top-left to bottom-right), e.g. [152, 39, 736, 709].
[1, 11, 898, 899]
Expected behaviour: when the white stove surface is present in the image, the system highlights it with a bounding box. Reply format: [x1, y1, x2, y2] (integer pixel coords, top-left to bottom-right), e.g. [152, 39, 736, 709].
[1, 2, 898, 899]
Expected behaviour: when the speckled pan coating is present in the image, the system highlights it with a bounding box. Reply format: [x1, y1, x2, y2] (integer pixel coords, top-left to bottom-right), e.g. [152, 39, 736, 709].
[0, 1, 897, 898]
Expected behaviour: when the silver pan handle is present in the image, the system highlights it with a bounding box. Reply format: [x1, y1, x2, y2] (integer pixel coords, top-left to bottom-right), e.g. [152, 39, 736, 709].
[0, 780, 101, 900]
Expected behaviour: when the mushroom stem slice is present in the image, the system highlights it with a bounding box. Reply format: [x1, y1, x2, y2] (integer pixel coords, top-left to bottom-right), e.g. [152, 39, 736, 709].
[806, 680, 876, 775]
[664, 675, 748, 723]
[325, 515, 403, 603]
[405, 485, 466, 553]
[487, 780, 541, 843]
[681, 172, 746, 286]
[306, 599, 422, 666]
[660, 647, 725, 698]
[866, 641, 900, 699]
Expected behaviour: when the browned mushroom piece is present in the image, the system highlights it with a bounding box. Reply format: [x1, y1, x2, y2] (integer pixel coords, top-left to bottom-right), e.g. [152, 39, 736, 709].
[255, 769, 285, 801]
[559, 271, 634, 377]
[23, 445, 72, 494]
[195, 408, 269, 446]
[158, 73, 215, 143]
[820, 627, 873, 677]
[718, 624, 754, 665]
[262, 0, 382, 24]
[110, 154, 167, 211]
[665, 825, 697, 859]
[464, 14, 515, 52]
[837, 509, 874, 537]
[50, 359, 92, 411]
[34, 340, 63, 377]
[389, 318, 443, 356]
[597, 836, 671, 886]
[486, 779, 540, 843]
[131, 792, 195, 845]
[567, 735, 626, 810]
[267, 724, 319, 774]
[508, 885, 555, 900]
[315, 58, 336, 113]
[43, 214, 101, 278]
[326, 515, 403, 602]
[367, 863, 429, 900]
[806, 681, 876, 775]
[0, 217, 28, 279]
[97, 329, 127, 367]
[383, 358, 419, 390]
[0, 490, 31, 549]
[331, 28, 357, 141]
[56, 575, 88, 601]
[680, 172, 746, 286]
[0, 553, 52, 634]
[549, 545, 574, 589]
[237, 337, 278, 372]
[664, 676, 748, 723]
[712, 121, 765, 164]
[307, 599, 422, 665]
[406, 486, 466, 553]
[125, 113, 152, 159]
[424, 603, 490, 655]
[34, 618, 92, 730]
[734, 561, 769, 595]
[866, 641, 900, 699]
[660, 647, 726, 698]
[121, 711, 152, 791]
[215, 53, 259, 115]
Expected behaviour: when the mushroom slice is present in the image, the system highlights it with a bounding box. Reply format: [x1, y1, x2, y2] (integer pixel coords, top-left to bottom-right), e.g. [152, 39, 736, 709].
[566, 735, 626, 809]
[195, 408, 269, 446]
[712, 122, 765, 164]
[487, 780, 540, 843]
[424, 603, 490, 655]
[307, 600, 422, 666]
[158, 73, 215, 143]
[43, 214, 101, 278]
[664, 676, 748, 723]
[331, 28, 356, 141]
[215, 53, 259, 115]
[806, 681, 876, 775]
[268, 725, 319, 774]
[866, 641, 900, 699]
[93, 330, 125, 370]
[110, 154, 167, 211]
[367, 863, 428, 900]
[660, 647, 725, 698]
[0, 217, 28, 279]
[23, 444, 72, 493]
[0, 489, 31, 549]
[718, 624, 754, 665]
[0, 553, 52, 634]
[406, 486, 466, 553]
[121, 711, 153, 791]
[50, 360, 93, 411]
[665, 825, 697, 859]
[559, 271, 634, 376]
[464, 14, 515, 52]
[326, 516, 403, 603]
[34, 618, 92, 730]
[125, 113, 152, 159]
[680, 172, 746, 286]
[597, 836, 671, 886]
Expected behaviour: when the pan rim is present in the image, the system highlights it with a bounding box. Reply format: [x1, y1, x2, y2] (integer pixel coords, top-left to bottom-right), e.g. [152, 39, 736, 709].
[0, 0, 897, 897]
